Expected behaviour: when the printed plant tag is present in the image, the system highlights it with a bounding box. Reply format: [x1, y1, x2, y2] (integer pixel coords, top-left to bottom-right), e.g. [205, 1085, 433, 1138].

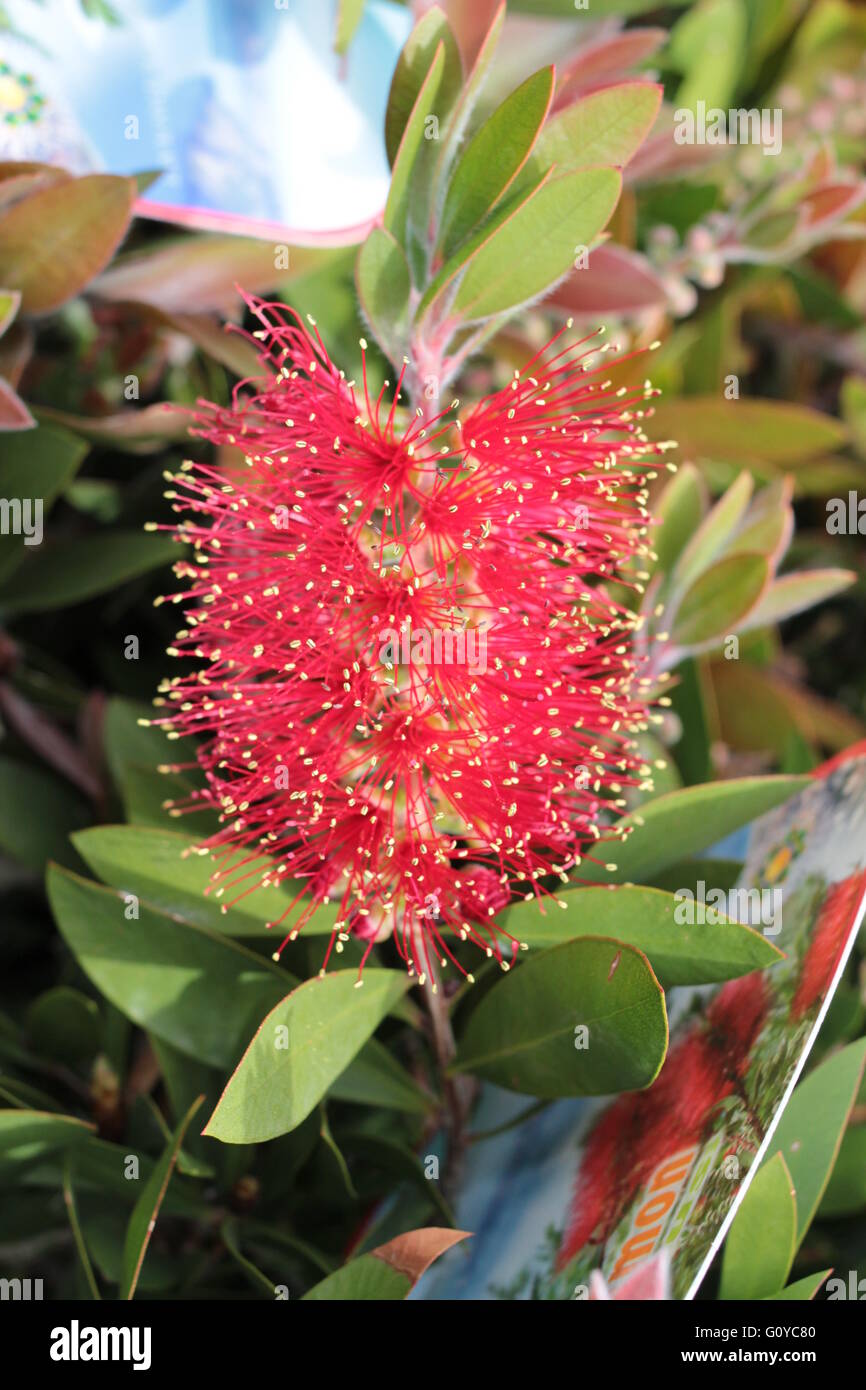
[0, 0, 408, 240]
[414, 752, 866, 1300]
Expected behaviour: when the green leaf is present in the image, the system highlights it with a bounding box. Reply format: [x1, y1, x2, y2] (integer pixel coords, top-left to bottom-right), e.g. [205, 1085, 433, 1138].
[498, 885, 782, 987]
[343, 1131, 454, 1224]
[671, 552, 770, 647]
[31, 1135, 205, 1217]
[119, 765, 218, 837]
[726, 477, 793, 561]
[0, 759, 88, 871]
[0, 531, 178, 615]
[384, 43, 447, 245]
[330, 1036, 433, 1114]
[647, 858, 743, 897]
[671, 0, 747, 113]
[650, 463, 704, 577]
[94, 236, 337, 314]
[439, 67, 554, 257]
[203, 969, 411, 1142]
[0, 423, 88, 584]
[334, 0, 365, 55]
[0, 287, 20, 337]
[72, 825, 341, 939]
[0, 1109, 94, 1160]
[524, 81, 662, 183]
[769, 1038, 866, 1243]
[0, 174, 135, 314]
[63, 1157, 101, 1300]
[103, 698, 184, 786]
[355, 228, 411, 366]
[578, 775, 808, 885]
[35, 402, 190, 453]
[667, 656, 712, 784]
[119, 1095, 203, 1300]
[818, 1126, 866, 1218]
[47, 865, 295, 1069]
[26, 987, 101, 1064]
[764, 1270, 832, 1301]
[452, 166, 621, 322]
[384, 7, 462, 166]
[739, 569, 855, 632]
[416, 167, 550, 323]
[645, 398, 848, 465]
[719, 1152, 797, 1300]
[670, 471, 754, 597]
[452, 936, 668, 1097]
[221, 1216, 278, 1296]
[302, 1228, 469, 1299]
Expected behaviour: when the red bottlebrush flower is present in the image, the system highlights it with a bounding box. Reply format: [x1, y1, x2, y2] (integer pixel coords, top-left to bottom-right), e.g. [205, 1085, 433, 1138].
[706, 972, 770, 1072]
[556, 973, 769, 1269]
[152, 295, 661, 982]
[790, 870, 866, 1019]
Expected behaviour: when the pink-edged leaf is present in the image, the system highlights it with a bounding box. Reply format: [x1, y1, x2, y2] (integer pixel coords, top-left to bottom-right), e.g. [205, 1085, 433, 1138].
[801, 183, 866, 228]
[94, 237, 335, 314]
[627, 122, 719, 183]
[0, 174, 136, 315]
[671, 552, 771, 649]
[0, 376, 34, 430]
[528, 81, 662, 180]
[551, 243, 667, 315]
[727, 476, 794, 566]
[739, 569, 856, 633]
[671, 472, 754, 598]
[384, 41, 447, 244]
[439, 65, 554, 257]
[444, 0, 502, 68]
[416, 166, 553, 323]
[384, 6, 462, 167]
[452, 166, 622, 323]
[554, 29, 666, 108]
[35, 402, 190, 453]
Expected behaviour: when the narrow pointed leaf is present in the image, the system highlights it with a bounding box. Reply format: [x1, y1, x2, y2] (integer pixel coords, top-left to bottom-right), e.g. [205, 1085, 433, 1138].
[525, 81, 662, 182]
[739, 570, 855, 632]
[719, 1153, 797, 1300]
[577, 776, 808, 885]
[356, 228, 411, 366]
[671, 552, 770, 647]
[499, 885, 782, 986]
[120, 1095, 203, 1300]
[384, 44, 447, 245]
[385, 7, 462, 165]
[769, 1038, 866, 1243]
[453, 166, 621, 322]
[439, 66, 554, 256]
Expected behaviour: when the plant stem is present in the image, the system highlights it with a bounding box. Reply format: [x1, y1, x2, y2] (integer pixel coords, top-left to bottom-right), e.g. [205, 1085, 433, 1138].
[421, 957, 476, 1201]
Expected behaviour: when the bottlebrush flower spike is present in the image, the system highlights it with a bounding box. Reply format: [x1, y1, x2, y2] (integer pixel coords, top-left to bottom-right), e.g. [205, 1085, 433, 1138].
[150, 294, 664, 983]
[790, 869, 866, 1019]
